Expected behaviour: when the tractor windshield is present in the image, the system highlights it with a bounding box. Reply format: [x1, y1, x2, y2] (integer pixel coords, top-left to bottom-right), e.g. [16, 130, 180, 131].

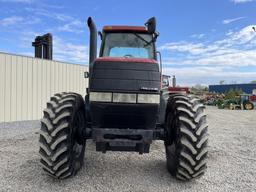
[102, 33, 154, 59]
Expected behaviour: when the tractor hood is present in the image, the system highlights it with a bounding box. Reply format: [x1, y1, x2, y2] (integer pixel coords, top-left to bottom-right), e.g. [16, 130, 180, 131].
[90, 57, 161, 93]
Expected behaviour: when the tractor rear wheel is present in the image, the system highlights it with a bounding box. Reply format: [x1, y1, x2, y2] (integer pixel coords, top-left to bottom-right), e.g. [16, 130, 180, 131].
[39, 92, 86, 179]
[165, 94, 208, 181]
[244, 101, 254, 110]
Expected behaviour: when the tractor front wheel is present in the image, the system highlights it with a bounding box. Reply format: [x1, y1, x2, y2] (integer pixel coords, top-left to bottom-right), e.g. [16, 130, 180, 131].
[39, 92, 86, 179]
[165, 94, 208, 181]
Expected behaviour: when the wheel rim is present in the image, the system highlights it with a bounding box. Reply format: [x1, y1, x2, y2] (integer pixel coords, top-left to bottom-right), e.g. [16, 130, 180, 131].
[245, 103, 253, 110]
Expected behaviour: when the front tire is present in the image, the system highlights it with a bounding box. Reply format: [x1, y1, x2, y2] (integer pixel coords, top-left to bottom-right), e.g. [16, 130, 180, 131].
[39, 92, 86, 179]
[165, 94, 208, 181]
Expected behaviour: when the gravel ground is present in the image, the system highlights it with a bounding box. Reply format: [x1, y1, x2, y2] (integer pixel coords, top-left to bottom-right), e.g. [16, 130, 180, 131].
[0, 106, 256, 192]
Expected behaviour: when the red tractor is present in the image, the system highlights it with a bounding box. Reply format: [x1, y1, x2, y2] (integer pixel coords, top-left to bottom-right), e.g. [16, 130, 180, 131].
[39, 17, 208, 181]
[162, 75, 190, 94]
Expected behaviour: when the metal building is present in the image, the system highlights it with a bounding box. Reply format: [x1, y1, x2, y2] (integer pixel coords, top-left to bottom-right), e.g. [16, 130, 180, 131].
[209, 83, 256, 94]
[0, 52, 88, 122]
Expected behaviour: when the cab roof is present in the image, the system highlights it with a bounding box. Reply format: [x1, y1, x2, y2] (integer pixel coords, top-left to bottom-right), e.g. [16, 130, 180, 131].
[103, 26, 148, 33]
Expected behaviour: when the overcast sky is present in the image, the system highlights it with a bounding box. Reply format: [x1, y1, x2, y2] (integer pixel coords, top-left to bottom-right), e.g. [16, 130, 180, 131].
[0, 0, 256, 86]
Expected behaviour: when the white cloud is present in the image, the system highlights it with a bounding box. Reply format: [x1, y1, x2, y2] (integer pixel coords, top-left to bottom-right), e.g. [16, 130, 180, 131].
[222, 17, 246, 24]
[190, 50, 256, 67]
[0, 16, 23, 26]
[25, 8, 73, 22]
[160, 25, 256, 67]
[0, 16, 41, 27]
[231, 0, 254, 4]
[24, 17, 41, 25]
[53, 36, 89, 64]
[41, 4, 64, 9]
[215, 25, 256, 46]
[225, 30, 234, 36]
[160, 42, 206, 55]
[57, 20, 84, 33]
[19, 51, 33, 57]
[163, 66, 256, 86]
[190, 33, 205, 39]
[24, 8, 84, 33]
[160, 25, 256, 85]
[54, 14, 73, 22]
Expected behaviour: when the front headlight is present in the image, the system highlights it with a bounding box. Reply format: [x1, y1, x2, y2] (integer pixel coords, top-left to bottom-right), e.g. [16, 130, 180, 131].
[89, 92, 160, 104]
[90, 92, 112, 102]
[137, 94, 160, 104]
[113, 93, 136, 103]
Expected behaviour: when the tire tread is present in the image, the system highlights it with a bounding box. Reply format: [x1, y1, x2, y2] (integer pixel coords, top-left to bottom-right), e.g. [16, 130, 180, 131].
[39, 92, 85, 179]
[166, 94, 208, 181]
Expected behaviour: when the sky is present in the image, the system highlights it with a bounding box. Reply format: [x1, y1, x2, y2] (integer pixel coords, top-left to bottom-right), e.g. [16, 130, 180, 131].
[0, 0, 256, 86]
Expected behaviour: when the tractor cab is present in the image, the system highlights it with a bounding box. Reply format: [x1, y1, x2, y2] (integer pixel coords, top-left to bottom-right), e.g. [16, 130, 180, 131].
[99, 26, 157, 59]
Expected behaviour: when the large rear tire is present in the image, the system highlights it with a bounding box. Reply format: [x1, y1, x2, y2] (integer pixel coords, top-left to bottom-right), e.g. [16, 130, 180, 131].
[165, 94, 208, 181]
[39, 92, 86, 179]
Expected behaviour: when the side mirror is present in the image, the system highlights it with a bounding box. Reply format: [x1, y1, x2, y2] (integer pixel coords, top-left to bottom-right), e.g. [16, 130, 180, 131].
[145, 17, 156, 34]
[84, 71, 89, 78]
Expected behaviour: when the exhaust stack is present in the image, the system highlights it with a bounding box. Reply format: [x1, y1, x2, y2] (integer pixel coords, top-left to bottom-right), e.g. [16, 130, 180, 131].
[87, 17, 97, 72]
[172, 75, 176, 87]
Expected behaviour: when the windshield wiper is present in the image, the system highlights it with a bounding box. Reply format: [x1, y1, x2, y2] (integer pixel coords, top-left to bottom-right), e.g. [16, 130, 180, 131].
[133, 33, 152, 47]
[144, 39, 155, 47]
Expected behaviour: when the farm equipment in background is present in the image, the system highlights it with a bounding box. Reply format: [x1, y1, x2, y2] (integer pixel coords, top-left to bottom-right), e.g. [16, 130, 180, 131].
[250, 94, 256, 109]
[162, 75, 190, 94]
[203, 93, 225, 106]
[217, 94, 255, 110]
[38, 17, 208, 181]
[241, 94, 255, 110]
[217, 98, 240, 109]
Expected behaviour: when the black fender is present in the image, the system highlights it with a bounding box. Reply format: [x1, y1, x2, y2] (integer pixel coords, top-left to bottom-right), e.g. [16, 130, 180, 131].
[158, 90, 170, 125]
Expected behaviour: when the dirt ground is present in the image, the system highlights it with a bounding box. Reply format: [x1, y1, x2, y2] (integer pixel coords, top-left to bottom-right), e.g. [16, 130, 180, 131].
[0, 106, 255, 192]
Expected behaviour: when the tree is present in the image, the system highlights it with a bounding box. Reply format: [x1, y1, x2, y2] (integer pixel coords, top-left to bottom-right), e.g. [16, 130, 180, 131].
[225, 88, 244, 100]
[219, 80, 225, 85]
[225, 89, 236, 100]
[250, 80, 256, 84]
[191, 84, 208, 94]
[194, 84, 204, 90]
